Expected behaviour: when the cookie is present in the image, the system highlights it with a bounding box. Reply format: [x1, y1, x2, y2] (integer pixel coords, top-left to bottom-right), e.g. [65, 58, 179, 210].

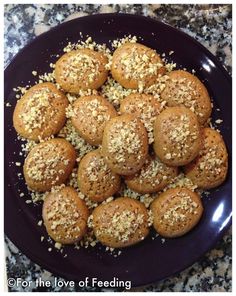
[91, 197, 150, 248]
[13, 82, 68, 141]
[125, 155, 179, 194]
[153, 106, 202, 166]
[120, 93, 162, 143]
[55, 48, 108, 93]
[23, 138, 76, 192]
[71, 95, 117, 146]
[102, 114, 148, 175]
[111, 42, 165, 89]
[42, 186, 89, 244]
[184, 128, 228, 189]
[78, 149, 121, 202]
[161, 70, 212, 125]
[151, 187, 203, 238]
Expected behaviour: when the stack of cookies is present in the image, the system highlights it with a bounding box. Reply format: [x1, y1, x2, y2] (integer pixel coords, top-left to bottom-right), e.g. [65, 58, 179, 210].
[13, 41, 228, 249]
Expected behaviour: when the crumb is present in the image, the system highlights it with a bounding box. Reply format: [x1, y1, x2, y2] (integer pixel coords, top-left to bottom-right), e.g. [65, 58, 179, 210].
[55, 242, 62, 249]
[37, 220, 43, 226]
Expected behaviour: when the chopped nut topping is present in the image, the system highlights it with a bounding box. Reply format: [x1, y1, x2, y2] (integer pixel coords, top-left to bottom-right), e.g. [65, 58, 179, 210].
[101, 77, 137, 108]
[123, 98, 160, 144]
[46, 193, 82, 240]
[164, 78, 204, 118]
[135, 157, 171, 187]
[93, 209, 144, 243]
[163, 114, 198, 159]
[107, 119, 142, 163]
[161, 191, 199, 226]
[111, 35, 138, 49]
[26, 143, 68, 182]
[164, 173, 198, 191]
[198, 144, 224, 176]
[58, 120, 94, 161]
[19, 88, 59, 133]
[61, 52, 101, 86]
[85, 155, 112, 183]
[117, 47, 163, 87]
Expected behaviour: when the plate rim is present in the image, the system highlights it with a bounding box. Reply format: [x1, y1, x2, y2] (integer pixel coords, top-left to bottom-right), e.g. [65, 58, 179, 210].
[4, 13, 232, 288]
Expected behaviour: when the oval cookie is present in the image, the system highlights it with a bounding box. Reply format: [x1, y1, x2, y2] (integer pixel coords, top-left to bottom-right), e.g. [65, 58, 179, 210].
[102, 114, 148, 175]
[91, 197, 150, 248]
[120, 93, 162, 144]
[78, 149, 121, 202]
[125, 155, 178, 194]
[184, 128, 228, 189]
[55, 48, 108, 93]
[43, 186, 89, 244]
[23, 138, 76, 192]
[111, 42, 165, 89]
[153, 106, 202, 166]
[161, 70, 212, 125]
[151, 187, 203, 238]
[13, 82, 68, 141]
[71, 95, 117, 146]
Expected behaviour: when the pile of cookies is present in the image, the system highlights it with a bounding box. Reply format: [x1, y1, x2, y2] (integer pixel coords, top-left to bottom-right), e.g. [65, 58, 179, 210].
[13, 39, 228, 250]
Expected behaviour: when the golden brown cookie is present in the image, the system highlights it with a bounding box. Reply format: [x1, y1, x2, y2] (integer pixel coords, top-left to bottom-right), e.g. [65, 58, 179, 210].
[91, 197, 150, 248]
[13, 82, 68, 141]
[125, 155, 179, 194]
[120, 93, 162, 143]
[153, 106, 202, 166]
[151, 187, 203, 238]
[23, 138, 76, 192]
[101, 114, 148, 175]
[71, 95, 117, 146]
[161, 70, 212, 125]
[55, 48, 108, 93]
[111, 42, 165, 89]
[78, 149, 121, 202]
[184, 128, 228, 189]
[42, 186, 89, 244]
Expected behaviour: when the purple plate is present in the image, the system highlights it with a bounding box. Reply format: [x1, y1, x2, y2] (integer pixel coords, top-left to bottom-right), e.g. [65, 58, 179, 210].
[4, 14, 232, 287]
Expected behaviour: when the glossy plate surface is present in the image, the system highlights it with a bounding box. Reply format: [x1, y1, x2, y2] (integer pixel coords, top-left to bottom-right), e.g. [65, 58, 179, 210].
[4, 14, 232, 287]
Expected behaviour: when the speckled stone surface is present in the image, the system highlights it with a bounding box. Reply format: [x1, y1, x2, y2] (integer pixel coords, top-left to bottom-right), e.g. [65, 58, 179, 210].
[4, 4, 232, 292]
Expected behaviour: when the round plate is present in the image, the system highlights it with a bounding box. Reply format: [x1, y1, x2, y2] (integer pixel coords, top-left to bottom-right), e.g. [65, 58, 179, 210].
[4, 13, 232, 287]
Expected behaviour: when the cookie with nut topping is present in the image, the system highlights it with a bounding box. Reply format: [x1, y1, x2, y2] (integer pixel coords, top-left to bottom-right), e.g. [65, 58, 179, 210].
[153, 106, 202, 166]
[71, 95, 117, 146]
[78, 149, 121, 202]
[184, 128, 228, 189]
[43, 186, 89, 244]
[111, 42, 165, 89]
[55, 48, 108, 93]
[161, 70, 212, 125]
[120, 93, 162, 144]
[101, 114, 148, 176]
[13, 82, 68, 141]
[151, 187, 203, 238]
[91, 197, 150, 248]
[125, 155, 178, 194]
[23, 138, 76, 192]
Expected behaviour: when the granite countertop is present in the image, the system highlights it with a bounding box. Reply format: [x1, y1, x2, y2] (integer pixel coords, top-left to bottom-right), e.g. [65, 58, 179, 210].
[4, 4, 232, 292]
